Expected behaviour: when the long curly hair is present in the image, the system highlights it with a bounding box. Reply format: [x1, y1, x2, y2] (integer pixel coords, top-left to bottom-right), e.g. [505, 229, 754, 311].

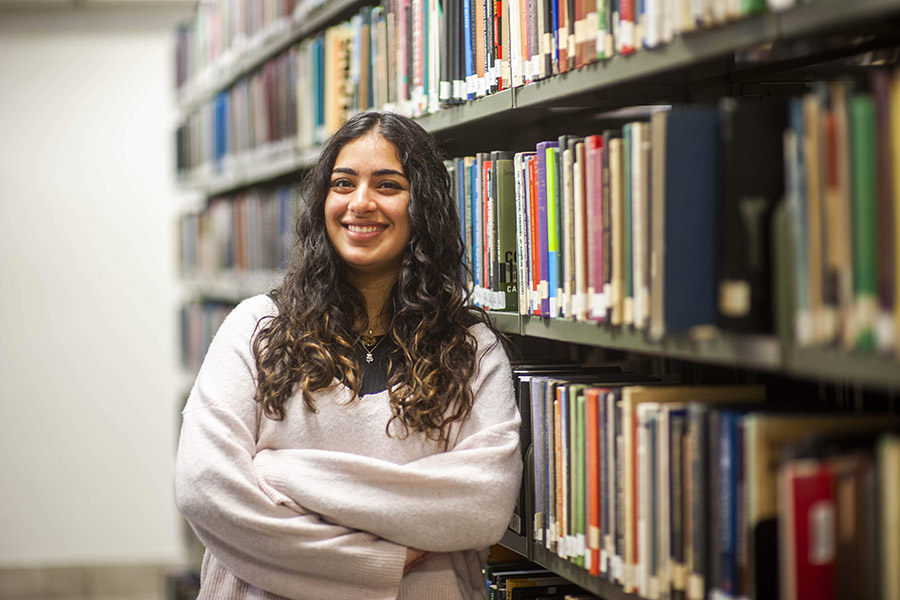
[251, 111, 499, 443]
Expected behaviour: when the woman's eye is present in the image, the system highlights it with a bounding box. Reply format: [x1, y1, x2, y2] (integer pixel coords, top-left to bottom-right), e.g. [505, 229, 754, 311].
[331, 179, 353, 188]
[379, 180, 402, 190]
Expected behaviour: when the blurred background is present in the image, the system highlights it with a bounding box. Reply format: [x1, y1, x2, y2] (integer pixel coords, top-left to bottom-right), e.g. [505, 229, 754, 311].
[0, 1, 196, 598]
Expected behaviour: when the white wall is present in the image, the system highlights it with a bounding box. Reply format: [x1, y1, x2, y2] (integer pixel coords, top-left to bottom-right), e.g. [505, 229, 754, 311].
[0, 4, 193, 566]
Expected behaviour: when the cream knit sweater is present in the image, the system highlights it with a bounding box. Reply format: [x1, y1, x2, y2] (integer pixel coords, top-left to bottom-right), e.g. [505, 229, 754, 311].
[175, 295, 522, 600]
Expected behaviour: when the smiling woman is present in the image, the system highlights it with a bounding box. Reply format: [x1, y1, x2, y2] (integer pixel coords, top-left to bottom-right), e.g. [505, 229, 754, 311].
[324, 131, 412, 290]
[175, 112, 523, 600]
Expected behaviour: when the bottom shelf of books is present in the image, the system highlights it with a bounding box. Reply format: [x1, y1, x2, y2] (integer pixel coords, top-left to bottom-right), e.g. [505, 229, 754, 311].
[499, 359, 900, 600]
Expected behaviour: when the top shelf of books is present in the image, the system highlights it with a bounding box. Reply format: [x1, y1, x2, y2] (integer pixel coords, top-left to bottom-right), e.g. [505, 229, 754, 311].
[174, 0, 900, 196]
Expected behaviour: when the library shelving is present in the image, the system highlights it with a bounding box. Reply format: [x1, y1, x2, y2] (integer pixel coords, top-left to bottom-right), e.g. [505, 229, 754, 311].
[174, 0, 900, 598]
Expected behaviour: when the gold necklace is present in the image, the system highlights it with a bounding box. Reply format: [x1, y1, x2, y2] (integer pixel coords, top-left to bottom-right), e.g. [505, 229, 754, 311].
[358, 329, 385, 364]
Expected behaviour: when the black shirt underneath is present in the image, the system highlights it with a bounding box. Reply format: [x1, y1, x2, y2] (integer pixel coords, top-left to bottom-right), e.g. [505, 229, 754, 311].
[353, 335, 395, 396]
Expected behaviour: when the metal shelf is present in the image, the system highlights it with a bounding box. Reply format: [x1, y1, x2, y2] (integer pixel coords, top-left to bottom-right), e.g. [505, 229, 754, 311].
[416, 90, 515, 133]
[513, 15, 776, 109]
[182, 270, 283, 303]
[785, 347, 900, 389]
[514, 314, 782, 371]
[182, 144, 317, 197]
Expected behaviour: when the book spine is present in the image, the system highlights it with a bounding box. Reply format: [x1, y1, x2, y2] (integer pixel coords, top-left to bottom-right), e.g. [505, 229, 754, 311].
[849, 93, 878, 352]
[547, 144, 562, 317]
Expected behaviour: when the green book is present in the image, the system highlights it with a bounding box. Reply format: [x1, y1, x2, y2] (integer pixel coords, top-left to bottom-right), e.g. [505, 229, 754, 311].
[494, 151, 518, 312]
[849, 93, 878, 351]
[742, 0, 767, 15]
[575, 386, 586, 568]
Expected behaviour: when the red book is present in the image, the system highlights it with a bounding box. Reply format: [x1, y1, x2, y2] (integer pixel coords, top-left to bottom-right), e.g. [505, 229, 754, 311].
[585, 387, 606, 575]
[778, 459, 837, 600]
[619, 0, 635, 55]
[558, 0, 569, 74]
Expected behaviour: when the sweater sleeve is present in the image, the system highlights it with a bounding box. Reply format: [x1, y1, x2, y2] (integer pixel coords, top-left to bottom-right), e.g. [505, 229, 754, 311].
[252, 325, 523, 552]
[174, 296, 406, 600]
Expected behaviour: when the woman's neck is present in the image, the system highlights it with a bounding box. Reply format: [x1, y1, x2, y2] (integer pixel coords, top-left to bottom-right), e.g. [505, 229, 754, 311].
[347, 270, 397, 335]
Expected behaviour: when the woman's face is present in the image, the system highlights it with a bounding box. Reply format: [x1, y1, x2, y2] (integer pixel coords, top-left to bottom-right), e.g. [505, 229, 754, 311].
[324, 131, 411, 282]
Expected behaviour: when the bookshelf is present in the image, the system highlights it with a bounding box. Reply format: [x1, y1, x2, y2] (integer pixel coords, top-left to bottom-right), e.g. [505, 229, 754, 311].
[174, 0, 900, 598]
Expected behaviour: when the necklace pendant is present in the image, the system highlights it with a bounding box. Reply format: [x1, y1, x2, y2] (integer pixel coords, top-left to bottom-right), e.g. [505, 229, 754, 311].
[365, 352, 374, 363]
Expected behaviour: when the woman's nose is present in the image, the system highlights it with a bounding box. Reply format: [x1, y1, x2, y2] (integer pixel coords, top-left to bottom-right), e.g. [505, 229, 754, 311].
[347, 184, 376, 213]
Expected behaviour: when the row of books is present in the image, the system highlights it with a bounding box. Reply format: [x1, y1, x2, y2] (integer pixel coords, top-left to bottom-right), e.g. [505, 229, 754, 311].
[513, 365, 900, 600]
[180, 300, 236, 373]
[452, 72, 900, 354]
[178, 186, 298, 279]
[175, 0, 302, 93]
[778, 74, 900, 355]
[176, 47, 299, 177]
[177, 0, 826, 112]
[175, 0, 840, 181]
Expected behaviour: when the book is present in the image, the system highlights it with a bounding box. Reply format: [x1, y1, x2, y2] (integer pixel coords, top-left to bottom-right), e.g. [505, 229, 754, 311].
[658, 107, 721, 336]
[879, 434, 900, 600]
[572, 140, 589, 321]
[537, 141, 558, 316]
[716, 99, 787, 334]
[777, 458, 837, 600]
[631, 121, 650, 330]
[892, 72, 900, 362]
[548, 141, 563, 317]
[494, 150, 518, 311]
[609, 135, 625, 326]
[849, 93, 878, 352]
[585, 134, 608, 321]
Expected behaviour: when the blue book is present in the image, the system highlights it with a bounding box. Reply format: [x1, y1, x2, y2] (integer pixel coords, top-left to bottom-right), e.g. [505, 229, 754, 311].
[463, 0, 474, 100]
[536, 141, 559, 316]
[214, 91, 228, 172]
[662, 108, 721, 333]
[713, 409, 748, 600]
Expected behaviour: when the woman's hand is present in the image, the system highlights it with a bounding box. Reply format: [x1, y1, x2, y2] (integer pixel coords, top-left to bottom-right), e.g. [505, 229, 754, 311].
[403, 548, 436, 574]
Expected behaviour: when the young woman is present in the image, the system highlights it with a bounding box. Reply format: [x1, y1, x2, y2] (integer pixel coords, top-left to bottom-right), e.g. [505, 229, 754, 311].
[175, 112, 522, 600]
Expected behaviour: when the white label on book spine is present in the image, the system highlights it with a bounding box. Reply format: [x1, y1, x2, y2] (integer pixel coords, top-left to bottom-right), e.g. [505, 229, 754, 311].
[439, 81, 451, 102]
[576, 533, 586, 558]
[589, 525, 601, 549]
[620, 21, 635, 50]
[600, 549, 609, 574]
[809, 500, 836, 564]
[611, 556, 624, 582]
[688, 574, 705, 600]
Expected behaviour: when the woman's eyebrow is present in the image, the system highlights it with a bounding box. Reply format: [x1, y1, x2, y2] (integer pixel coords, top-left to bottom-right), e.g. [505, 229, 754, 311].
[331, 166, 407, 179]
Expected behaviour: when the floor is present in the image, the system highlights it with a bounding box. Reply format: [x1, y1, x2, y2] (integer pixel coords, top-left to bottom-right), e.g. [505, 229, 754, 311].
[0, 564, 197, 600]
